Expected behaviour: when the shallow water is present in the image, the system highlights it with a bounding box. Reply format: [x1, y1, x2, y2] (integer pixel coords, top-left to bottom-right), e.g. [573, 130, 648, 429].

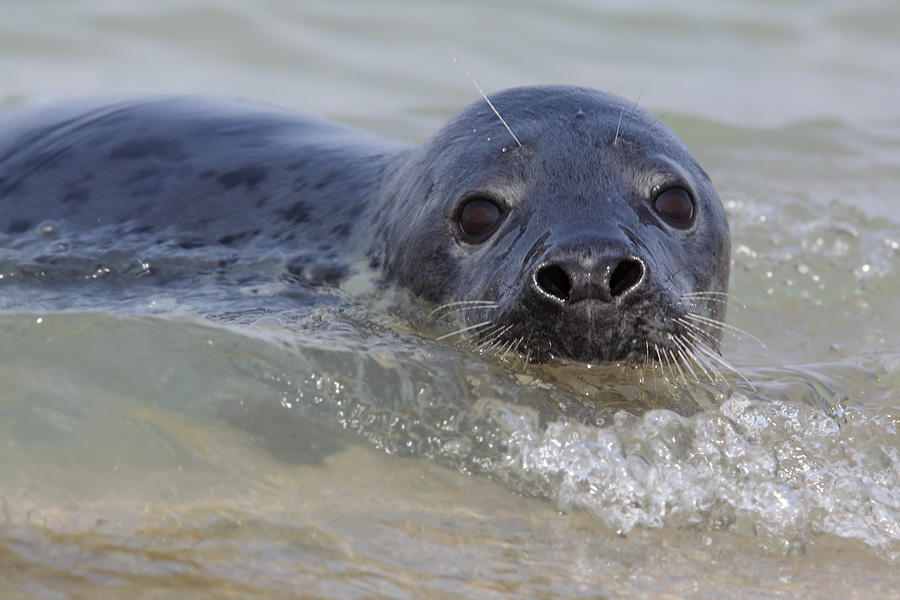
[3, 0, 900, 598]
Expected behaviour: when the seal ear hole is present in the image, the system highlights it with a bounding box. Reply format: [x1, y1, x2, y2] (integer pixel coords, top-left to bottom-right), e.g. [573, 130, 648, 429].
[458, 196, 503, 242]
[653, 187, 695, 227]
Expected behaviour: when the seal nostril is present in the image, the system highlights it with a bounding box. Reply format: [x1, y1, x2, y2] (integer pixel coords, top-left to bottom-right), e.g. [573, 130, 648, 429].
[535, 264, 571, 301]
[609, 259, 643, 298]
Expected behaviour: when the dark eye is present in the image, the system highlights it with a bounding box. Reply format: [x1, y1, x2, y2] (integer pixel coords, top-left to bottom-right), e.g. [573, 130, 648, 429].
[459, 197, 502, 241]
[653, 187, 694, 225]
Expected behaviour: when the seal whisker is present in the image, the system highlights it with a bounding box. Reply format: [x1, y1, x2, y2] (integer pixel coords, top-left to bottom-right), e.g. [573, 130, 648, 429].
[614, 107, 625, 147]
[679, 294, 732, 308]
[659, 345, 680, 384]
[615, 92, 643, 149]
[474, 324, 513, 352]
[647, 344, 661, 386]
[658, 346, 673, 385]
[678, 346, 716, 383]
[453, 58, 523, 149]
[672, 348, 690, 385]
[499, 337, 517, 357]
[507, 336, 527, 369]
[685, 336, 728, 383]
[680, 291, 745, 310]
[628, 113, 665, 148]
[429, 300, 498, 318]
[681, 290, 738, 301]
[491, 334, 513, 356]
[494, 325, 515, 348]
[675, 316, 722, 351]
[435, 320, 495, 341]
[681, 313, 765, 348]
[670, 348, 690, 387]
[675, 323, 739, 383]
[691, 342, 755, 390]
[463, 322, 505, 345]
[681, 346, 719, 385]
[696, 350, 728, 383]
[678, 328, 721, 371]
[641, 340, 651, 385]
[483, 333, 513, 355]
[433, 299, 499, 307]
[707, 351, 754, 390]
[674, 352, 689, 386]
[670, 335, 711, 382]
[653, 343, 672, 385]
[510, 335, 525, 357]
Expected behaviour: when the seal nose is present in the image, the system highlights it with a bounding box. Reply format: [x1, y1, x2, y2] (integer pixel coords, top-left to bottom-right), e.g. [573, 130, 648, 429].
[533, 251, 646, 304]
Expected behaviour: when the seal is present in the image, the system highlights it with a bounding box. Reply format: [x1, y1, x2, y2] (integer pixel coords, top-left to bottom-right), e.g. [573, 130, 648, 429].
[0, 86, 730, 366]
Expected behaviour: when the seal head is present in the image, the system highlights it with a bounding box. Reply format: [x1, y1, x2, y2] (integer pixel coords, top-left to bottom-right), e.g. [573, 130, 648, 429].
[373, 86, 730, 365]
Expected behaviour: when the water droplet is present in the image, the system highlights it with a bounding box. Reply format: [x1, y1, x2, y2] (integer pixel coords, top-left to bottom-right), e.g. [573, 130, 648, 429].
[35, 220, 61, 235]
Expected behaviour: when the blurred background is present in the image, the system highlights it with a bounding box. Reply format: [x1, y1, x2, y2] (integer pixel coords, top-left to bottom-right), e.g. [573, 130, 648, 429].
[3, 0, 898, 133]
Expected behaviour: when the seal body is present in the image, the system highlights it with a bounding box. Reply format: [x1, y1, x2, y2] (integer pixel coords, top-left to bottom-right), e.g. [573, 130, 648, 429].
[0, 86, 730, 365]
[0, 96, 409, 250]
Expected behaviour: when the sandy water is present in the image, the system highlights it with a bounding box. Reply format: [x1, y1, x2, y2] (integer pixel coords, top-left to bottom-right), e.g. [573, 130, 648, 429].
[2, 0, 900, 597]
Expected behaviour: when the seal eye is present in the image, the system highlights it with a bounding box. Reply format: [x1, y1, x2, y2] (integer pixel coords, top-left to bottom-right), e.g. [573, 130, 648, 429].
[653, 187, 694, 225]
[459, 197, 502, 241]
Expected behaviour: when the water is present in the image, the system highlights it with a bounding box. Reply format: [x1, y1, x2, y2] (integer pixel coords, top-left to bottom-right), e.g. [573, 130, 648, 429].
[3, 0, 900, 597]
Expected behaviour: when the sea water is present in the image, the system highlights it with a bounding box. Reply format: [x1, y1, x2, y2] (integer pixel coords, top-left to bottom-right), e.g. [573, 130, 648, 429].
[2, 0, 900, 597]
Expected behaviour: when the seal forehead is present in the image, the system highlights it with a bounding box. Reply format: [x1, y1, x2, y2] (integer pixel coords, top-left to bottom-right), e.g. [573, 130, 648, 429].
[483, 85, 634, 117]
[449, 86, 694, 170]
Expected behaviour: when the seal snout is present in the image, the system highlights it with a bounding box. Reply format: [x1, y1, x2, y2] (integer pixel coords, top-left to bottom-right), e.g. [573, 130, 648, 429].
[531, 245, 647, 305]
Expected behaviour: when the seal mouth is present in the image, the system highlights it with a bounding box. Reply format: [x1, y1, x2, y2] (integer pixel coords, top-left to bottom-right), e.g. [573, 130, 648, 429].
[491, 296, 691, 365]
[432, 288, 729, 382]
